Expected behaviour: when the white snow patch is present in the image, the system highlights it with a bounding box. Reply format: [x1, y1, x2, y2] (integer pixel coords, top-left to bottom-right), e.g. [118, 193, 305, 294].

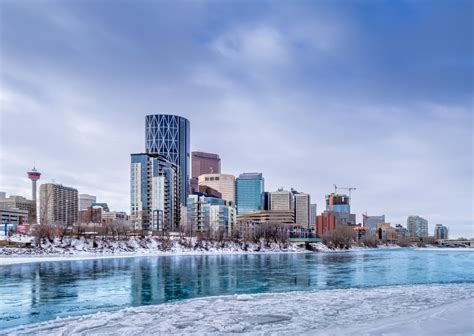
[6, 283, 474, 335]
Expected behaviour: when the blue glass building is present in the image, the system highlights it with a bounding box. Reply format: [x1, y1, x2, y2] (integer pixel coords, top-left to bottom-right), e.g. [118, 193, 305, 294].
[145, 114, 190, 206]
[235, 173, 264, 215]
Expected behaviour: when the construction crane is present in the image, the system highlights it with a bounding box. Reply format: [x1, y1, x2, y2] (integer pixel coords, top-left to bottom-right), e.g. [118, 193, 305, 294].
[333, 184, 357, 203]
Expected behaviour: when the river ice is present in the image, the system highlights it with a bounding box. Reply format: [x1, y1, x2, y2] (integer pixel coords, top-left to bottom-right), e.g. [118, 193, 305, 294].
[6, 283, 474, 335]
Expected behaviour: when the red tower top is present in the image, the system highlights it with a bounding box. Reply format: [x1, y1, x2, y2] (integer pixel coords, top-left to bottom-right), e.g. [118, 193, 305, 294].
[27, 167, 41, 181]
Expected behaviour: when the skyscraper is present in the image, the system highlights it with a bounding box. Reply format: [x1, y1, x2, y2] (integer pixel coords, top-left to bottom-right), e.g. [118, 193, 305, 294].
[198, 173, 236, 204]
[190, 151, 221, 194]
[39, 183, 78, 226]
[235, 173, 264, 215]
[145, 114, 190, 206]
[192, 152, 221, 178]
[325, 193, 356, 225]
[310, 203, 317, 226]
[270, 189, 292, 211]
[434, 224, 449, 240]
[294, 193, 310, 227]
[130, 153, 180, 232]
[407, 215, 429, 237]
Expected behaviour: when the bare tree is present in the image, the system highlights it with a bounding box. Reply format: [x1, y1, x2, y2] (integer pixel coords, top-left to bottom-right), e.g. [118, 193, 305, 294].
[322, 225, 356, 249]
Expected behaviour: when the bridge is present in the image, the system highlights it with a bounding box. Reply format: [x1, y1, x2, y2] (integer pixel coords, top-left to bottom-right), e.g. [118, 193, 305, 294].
[288, 237, 321, 246]
[438, 239, 474, 248]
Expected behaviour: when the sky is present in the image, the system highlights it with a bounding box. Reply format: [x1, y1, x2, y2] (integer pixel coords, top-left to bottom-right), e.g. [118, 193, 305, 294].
[0, 0, 472, 238]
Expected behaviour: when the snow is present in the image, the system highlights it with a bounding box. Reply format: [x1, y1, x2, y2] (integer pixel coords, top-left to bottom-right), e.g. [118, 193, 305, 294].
[0, 236, 304, 266]
[6, 283, 474, 335]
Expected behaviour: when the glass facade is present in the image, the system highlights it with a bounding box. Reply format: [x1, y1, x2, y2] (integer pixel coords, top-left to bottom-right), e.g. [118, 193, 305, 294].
[130, 153, 180, 231]
[236, 173, 264, 215]
[145, 114, 190, 206]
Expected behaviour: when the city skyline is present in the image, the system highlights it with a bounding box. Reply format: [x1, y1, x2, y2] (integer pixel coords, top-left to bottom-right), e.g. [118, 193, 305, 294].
[0, 1, 472, 238]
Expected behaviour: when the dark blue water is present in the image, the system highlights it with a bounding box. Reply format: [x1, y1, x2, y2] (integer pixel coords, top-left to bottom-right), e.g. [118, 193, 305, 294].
[0, 249, 473, 330]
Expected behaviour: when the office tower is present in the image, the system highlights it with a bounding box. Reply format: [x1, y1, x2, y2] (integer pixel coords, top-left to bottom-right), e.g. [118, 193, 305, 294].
[262, 192, 271, 210]
[190, 152, 220, 194]
[434, 224, 449, 240]
[407, 215, 429, 237]
[235, 173, 264, 215]
[192, 152, 221, 179]
[294, 193, 310, 227]
[79, 194, 97, 211]
[0, 193, 37, 224]
[270, 189, 292, 211]
[187, 194, 235, 236]
[362, 214, 386, 233]
[145, 114, 190, 206]
[310, 204, 317, 226]
[39, 183, 78, 226]
[130, 153, 180, 232]
[27, 166, 41, 201]
[325, 193, 356, 225]
[198, 173, 236, 203]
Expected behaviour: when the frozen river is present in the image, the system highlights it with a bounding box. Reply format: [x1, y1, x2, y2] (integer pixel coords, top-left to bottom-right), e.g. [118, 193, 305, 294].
[1, 248, 473, 331]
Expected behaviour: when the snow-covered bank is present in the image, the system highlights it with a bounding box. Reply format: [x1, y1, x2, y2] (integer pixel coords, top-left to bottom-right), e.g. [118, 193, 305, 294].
[0, 236, 302, 265]
[6, 283, 474, 335]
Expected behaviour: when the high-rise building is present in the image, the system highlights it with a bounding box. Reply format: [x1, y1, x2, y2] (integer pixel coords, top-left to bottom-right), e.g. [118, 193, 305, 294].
[192, 152, 221, 179]
[0, 193, 37, 224]
[262, 192, 271, 210]
[130, 153, 180, 232]
[434, 224, 449, 240]
[270, 189, 292, 211]
[325, 193, 356, 225]
[363, 214, 386, 233]
[235, 173, 264, 215]
[39, 183, 78, 226]
[294, 193, 310, 227]
[187, 194, 235, 236]
[310, 204, 317, 226]
[407, 215, 429, 238]
[145, 114, 190, 206]
[79, 194, 96, 211]
[198, 173, 235, 204]
[190, 152, 221, 195]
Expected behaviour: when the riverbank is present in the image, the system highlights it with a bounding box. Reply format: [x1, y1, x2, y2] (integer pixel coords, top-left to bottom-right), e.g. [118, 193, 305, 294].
[0, 235, 302, 265]
[6, 283, 474, 335]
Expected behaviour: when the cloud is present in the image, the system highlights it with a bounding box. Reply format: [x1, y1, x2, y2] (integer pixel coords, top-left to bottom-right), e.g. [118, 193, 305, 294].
[0, 0, 472, 238]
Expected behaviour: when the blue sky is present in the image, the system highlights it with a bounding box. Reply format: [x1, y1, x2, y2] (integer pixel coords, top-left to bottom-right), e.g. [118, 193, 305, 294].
[0, 0, 472, 237]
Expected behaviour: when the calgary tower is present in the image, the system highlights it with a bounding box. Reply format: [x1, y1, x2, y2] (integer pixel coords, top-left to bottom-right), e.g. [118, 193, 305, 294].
[27, 166, 41, 201]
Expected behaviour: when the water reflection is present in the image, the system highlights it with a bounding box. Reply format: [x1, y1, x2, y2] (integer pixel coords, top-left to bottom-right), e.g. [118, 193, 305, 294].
[0, 249, 473, 330]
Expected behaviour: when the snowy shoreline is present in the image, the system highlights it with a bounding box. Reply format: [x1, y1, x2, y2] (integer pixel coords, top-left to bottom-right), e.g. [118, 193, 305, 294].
[6, 283, 474, 335]
[1, 236, 470, 266]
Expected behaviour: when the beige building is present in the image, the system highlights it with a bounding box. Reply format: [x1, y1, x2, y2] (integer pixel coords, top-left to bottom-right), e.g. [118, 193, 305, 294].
[270, 189, 292, 211]
[237, 210, 295, 225]
[0, 193, 36, 224]
[40, 183, 78, 226]
[294, 193, 310, 228]
[198, 173, 236, 203]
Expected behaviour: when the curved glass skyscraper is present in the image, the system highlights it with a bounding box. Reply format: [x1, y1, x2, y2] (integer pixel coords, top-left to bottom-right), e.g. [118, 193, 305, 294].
[145, 114, 190, 205]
